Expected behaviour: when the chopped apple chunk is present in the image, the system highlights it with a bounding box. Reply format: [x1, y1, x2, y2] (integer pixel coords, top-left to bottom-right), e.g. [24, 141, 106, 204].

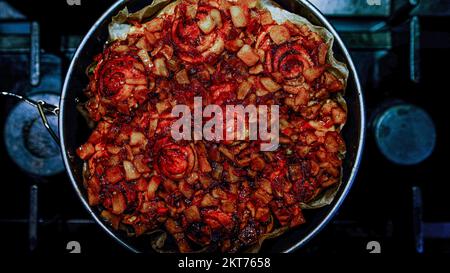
[269, 25, 291, 45]
[153, 58, 169, 77]
[260, 77, 281, 92]
[176, 69, 190, 85]
[260, 11, 273, 25]
[237, 45, 259, 66]
[130, 131, 146, 146]
[147, 176, 161, 199]
[184, 205, 201, 223]
[123, 160, 140, 181]
[249, 64, 264, 74]
[185, 4, 198, 19]
[210, 9, 222, 27]
[111, 191, 126, 215]
[105, 166, 123, 184]
[237, 80, 252, 100]
[198, 15, 215, 34]
[230, 6, 247, 28]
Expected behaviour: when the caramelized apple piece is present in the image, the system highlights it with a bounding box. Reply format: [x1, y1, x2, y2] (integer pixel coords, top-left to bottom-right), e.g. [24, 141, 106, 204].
[77, 143, 95, 160]
[332, 106, 347, 125]
[160, 45, 174, 60]
[237, 45, 259, 66]
[130, 131, 146, 146]
[133, 155, 151, 173]
[237, 80, 252, 99]
[101, 210, 120, 229]
[185, 4, 198, 19]
[198, 14, 215, 34]
[260, 77, 281, 92]
[260, 10, 273, 25]
[153, 58, 169, 77]
[147, 176, 161, 199]
[225, 39, 244, 52]
[184, 205, 201, 223]
[241, 0, 258, 8]
[111, 191, 126, 215]
[201, 193, 219, 207]
[105, 166, 123, 184]
[156, 100, 170, 114]
[205, 37, 224, 56]
[176, 69, 190, 85]
[210, 9, 222, 27]
[87, 187, 100, 206]
[123, 160, 140, 181]
[230, 6, 247, 28]
[269, 25, 291, 45]
[249, 64, 264, 74]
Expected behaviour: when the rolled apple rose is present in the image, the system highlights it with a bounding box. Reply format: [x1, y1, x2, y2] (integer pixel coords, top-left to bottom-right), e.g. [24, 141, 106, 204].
[154, 137, 197, 180]
[86, 43, 151, 120]
[171, 2, 228, 64]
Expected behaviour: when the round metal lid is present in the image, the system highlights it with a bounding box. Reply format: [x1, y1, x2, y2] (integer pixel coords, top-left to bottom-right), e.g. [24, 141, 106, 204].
[374, 103, 436, 165]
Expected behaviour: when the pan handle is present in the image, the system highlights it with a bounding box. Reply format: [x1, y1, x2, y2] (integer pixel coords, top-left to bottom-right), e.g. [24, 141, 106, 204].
[1, 91, 60, 143]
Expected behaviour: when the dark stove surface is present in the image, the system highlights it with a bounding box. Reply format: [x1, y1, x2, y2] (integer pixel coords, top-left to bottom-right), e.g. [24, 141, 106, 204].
[0, 0, 449, 255]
